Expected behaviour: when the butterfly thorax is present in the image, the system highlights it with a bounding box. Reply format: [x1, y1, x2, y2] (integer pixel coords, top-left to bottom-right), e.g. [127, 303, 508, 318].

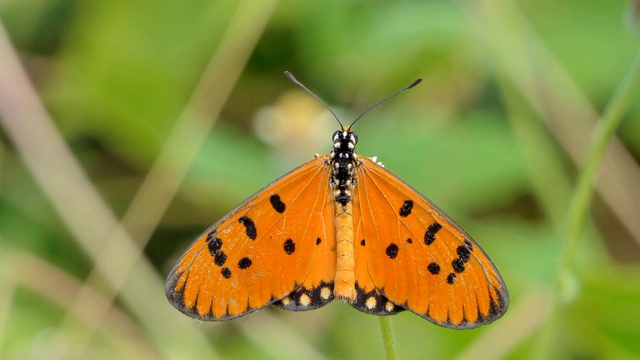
[330, 130, 359, 207]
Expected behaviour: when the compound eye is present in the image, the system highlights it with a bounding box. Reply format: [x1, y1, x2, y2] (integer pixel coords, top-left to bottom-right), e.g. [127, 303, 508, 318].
[351, 132, 359, 145]
[332, 130, 341, 142]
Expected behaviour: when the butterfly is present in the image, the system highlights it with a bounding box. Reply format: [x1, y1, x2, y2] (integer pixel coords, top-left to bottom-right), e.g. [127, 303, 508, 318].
[165, 71, 509, 329]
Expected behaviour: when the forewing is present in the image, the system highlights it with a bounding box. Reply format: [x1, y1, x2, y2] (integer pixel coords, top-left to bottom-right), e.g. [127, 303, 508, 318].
[166, 155, 336, 320]
[353, 157, 508, 329]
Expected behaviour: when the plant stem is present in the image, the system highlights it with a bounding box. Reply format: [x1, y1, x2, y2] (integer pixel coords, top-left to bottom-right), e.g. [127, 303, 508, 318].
[536, 49, 640, 359]
[559, 49, 640, 286]
[379, 316, 399, 360]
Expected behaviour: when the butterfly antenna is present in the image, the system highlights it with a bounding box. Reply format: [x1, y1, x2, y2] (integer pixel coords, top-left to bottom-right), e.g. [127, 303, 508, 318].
[347, 78, 422, 130]
[285, 71, 344, 128]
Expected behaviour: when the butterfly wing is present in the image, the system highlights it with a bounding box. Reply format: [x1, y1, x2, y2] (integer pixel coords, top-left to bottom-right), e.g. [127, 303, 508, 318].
[166, 155, 336, 320]
[351, 157, 508, 329]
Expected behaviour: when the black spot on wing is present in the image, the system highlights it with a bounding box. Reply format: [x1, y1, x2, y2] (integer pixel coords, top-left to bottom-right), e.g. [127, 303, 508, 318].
[207, 237, 222, 257]
[457, 245, 471, 263]
[385, 243, 399, 259]
[316, 237, 322, 245]
[214, 251, 227, 266]
[206, 232, 222, 256]
[269, 194, 286, 213]
[238, 257, 252, 269]
[360, 239, 366, 246]
[427, 262, 440, 275]
[399, 200, 413, 217]
[406, 238, 413, 244]
[452, 258, 465, 273]
[205, 228, 217, 242]
[446, 273, 456, 284]
[238, 216, 257, 240]
[284, 238, 296, 255]
[221, 267, 232, 279]
[424, 222, 442, 245]
[464, 239, 474, 251]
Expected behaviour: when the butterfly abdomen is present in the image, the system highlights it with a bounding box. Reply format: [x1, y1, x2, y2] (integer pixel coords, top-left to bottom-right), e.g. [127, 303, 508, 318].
[330, 129, 359, 301]
[334, 201, 356, 300]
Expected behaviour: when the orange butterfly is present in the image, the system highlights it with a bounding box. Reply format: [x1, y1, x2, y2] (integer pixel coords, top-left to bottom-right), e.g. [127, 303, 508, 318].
[166, 72, 508, 329]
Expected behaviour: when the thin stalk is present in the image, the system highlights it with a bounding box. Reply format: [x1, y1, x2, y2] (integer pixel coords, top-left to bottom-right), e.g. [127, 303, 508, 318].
[535, 49, 640, 359]
[561, 50, 640, 275]
[379, 316, 399, 360]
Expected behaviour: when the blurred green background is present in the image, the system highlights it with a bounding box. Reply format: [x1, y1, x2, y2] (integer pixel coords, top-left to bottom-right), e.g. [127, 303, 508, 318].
[1, 0, 639, 359]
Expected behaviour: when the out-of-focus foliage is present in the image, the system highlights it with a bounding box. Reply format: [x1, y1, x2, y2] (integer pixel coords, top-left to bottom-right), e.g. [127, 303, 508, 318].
[0, 0, 639, 359]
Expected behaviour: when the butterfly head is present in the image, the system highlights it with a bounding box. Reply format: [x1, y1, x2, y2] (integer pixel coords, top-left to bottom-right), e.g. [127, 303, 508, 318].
[332, 129, 358, 153]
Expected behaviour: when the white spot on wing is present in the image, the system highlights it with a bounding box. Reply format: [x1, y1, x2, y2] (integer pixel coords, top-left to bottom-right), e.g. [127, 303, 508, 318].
[299, 294, 311, 306]
[320, 287, 332, 300]
[365, 296, 377, 310]
[385, 301, 395, 312]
